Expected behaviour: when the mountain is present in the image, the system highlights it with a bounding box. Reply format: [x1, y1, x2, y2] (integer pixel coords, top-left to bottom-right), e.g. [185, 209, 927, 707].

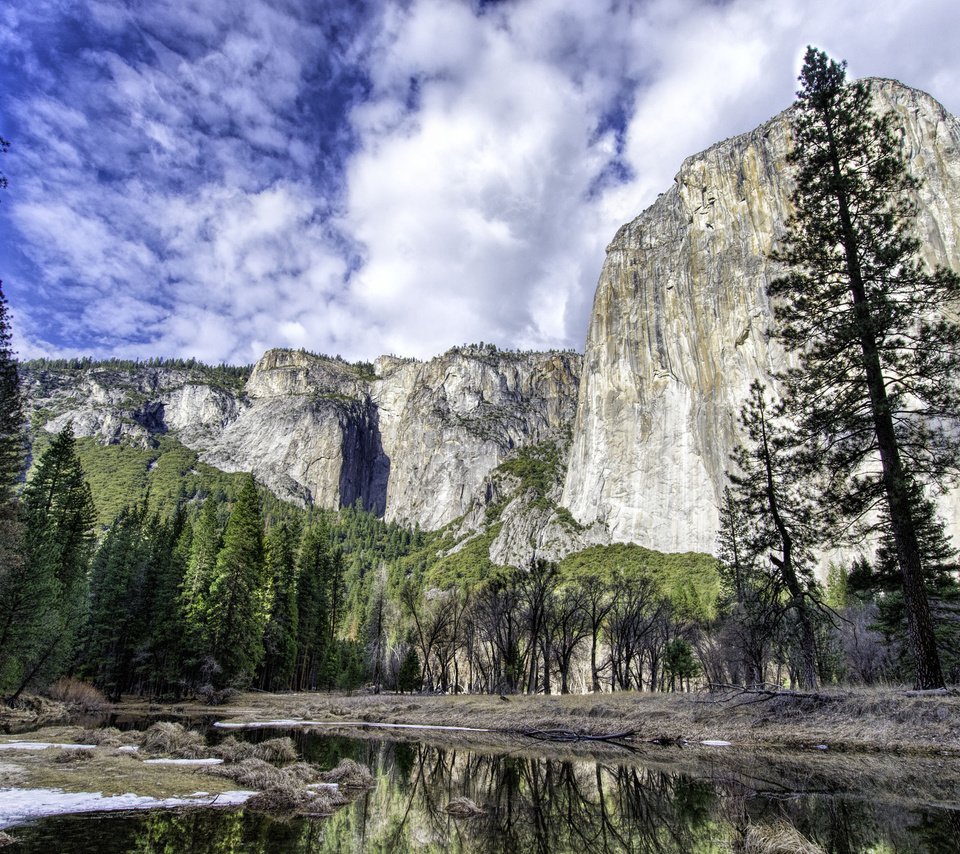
[22, 79, 960, 562]
[22, 346, 582, 537]
[561, 78, 960, 554]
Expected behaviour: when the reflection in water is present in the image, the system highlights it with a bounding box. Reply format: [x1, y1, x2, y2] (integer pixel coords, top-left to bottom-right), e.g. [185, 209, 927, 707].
[9, 733, 960, 853]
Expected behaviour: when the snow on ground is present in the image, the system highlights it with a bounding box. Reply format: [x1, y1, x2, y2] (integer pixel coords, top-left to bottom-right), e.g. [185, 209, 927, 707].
[142, 758, 224, 766]
[214, 719, 491, 733]
[0, 742, 97, 751]
[0, 787, 256, 829]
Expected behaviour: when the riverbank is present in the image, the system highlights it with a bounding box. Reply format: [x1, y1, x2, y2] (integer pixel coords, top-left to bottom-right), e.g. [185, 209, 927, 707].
[185, 686, 960, 756]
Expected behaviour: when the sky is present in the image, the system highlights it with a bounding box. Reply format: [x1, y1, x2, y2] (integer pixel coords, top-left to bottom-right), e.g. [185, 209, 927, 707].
[1, 0, 959, 366]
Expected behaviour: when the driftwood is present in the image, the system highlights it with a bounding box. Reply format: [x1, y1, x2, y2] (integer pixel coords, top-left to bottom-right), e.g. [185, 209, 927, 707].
[507, 727, 637, 745]
[902, 687, 960, 697]
[700, 683, 847, 706]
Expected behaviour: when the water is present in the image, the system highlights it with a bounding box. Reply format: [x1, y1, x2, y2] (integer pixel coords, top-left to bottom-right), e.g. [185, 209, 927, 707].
[6, 725, 960, 852]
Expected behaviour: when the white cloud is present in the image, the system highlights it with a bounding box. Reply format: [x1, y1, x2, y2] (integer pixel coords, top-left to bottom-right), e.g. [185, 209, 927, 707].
[5, 0, 960, 363]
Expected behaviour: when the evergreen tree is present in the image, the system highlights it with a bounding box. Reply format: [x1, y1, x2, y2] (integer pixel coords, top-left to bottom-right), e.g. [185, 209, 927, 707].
[294, 520, 333, 690]
[727, 382, 821, 688]
[83, 505, 150, 698]
[0, 282, 27, 692]
[202, 475, 268, 687]
[3, 426, 95, 698]
[137, 508, 190, 695]
[0, 281, 24, 505]
[181, 497, 222, 620]
[769, 48, 960, 688]
[260, 519, 300, 691]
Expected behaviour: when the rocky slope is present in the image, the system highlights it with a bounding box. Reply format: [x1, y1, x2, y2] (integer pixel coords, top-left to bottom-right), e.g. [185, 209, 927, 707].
[561, 79, 960, 553]
[23, 346, 582, 533]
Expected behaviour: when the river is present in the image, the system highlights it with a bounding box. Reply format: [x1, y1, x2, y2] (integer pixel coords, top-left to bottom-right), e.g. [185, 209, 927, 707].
[6, 723, 960, 852]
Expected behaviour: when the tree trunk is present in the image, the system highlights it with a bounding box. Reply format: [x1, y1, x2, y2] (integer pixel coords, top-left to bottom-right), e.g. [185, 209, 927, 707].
[824, 114, 945, 689]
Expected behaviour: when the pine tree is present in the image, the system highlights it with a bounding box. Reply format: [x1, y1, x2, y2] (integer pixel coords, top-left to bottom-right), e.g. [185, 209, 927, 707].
[181, 497, 222, 620]
[727, 382, 821, 688]
[0, 282, 29, 695]
[260, 519, 300, 691]
[3, 425, 95, 698]
[0, 282, 24, 506]
[769, 48, 960, 688]
[83, 505, 149, 698]
[202, 475, 268, 687]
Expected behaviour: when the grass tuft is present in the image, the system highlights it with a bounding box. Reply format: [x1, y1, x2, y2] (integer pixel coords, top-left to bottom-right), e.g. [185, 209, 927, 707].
[744, 820, 826, 853]
[445, 796, 485, 817]
[139, 722, 206, 758]
[318, 758, 375, 789]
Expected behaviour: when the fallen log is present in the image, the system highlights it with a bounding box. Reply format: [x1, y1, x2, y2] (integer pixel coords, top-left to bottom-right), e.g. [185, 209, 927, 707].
[507, 727, 637, 744]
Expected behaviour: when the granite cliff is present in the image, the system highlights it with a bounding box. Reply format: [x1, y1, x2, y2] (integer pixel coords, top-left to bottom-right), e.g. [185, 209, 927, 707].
[561, 79, 960, 553]
[23, 346, 581, 534]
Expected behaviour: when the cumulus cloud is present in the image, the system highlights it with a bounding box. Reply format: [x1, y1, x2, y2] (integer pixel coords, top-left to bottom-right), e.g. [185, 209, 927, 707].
[1, 0, 958, 363]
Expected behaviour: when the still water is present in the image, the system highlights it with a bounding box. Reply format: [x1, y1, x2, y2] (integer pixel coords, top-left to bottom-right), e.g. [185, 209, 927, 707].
[7, 724, 960, 852]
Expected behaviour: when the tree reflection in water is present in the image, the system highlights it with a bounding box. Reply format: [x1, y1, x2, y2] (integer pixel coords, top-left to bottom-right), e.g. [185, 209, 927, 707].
[10, 737, 959, 853]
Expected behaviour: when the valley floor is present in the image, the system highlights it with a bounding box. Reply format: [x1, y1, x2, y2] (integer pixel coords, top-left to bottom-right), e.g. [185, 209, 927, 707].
[137, 685, 960, 757]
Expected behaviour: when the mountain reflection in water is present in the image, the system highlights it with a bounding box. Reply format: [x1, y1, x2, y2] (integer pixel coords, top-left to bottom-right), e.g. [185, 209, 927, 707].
[10, 732, 960, 852]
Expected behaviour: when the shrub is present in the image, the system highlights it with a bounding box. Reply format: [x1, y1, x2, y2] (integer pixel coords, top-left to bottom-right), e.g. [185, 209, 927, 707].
[45, 678, 109, 711]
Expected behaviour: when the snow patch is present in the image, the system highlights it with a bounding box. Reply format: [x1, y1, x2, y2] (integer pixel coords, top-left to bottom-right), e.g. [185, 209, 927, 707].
[0, 742, 96, 751]
[0, 787, 256, 829]
[214, 719, 491, 733]
[142, 758, 224, 766]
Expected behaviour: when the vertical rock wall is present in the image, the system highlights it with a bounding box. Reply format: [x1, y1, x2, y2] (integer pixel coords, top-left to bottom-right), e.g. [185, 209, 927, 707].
[562, 80, 960, 553]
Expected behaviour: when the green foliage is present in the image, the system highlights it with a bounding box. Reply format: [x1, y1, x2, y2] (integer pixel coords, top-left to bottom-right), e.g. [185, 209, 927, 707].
[423, 525, 504, 590]
[64, 435, 247, 528]
[559, 543, 719, 622]
[202, 475, 269, 686]
[259, 519, 300, 691]
[397, 646, 422, 693]
[0, 281, 24, 503]
[0, 426, 95, 698]
[664, 638, 701, 686]
[82, 505, 189, 698]
[496, 441, 563, 497]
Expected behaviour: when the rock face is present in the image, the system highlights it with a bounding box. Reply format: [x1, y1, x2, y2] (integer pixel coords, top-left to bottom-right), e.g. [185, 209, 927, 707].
[562, 79, 960, 553]
[23, 346, 581, 532]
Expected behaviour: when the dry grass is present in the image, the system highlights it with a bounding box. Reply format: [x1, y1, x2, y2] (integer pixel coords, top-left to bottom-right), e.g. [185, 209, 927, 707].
[139, 722, 207, 758]
[45, 678, 109, 711]
[53, 748, 94, 764]
[445, 796, 485, 817]
[0, 831, 15, 847]
[0, 749, 237, 799]
[0, 695, 70, 732]
[744, 820, 826, 853]
[211, 735, 297, 764]
[245, 785, 343, 814]
[205, 686, 960, 755]
[318, 758, 375, 789]
[205, 757, 356, 816]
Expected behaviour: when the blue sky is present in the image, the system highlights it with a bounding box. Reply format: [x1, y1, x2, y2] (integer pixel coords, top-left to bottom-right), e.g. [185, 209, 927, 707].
[2, 0, 959, 365]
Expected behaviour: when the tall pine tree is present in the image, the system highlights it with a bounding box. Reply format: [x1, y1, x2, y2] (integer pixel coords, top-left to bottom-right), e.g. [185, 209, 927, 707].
[0, 282, 28, 696]
[259, 519, 300, 691]
[770, 48, 960, 688]
[201, 475, 269, 687]
[3, 426, 95, 699]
